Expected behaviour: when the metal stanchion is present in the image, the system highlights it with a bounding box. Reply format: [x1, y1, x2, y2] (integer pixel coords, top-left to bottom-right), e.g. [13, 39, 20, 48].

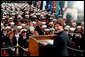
[16, 37, 19, 56]
[16, 43, 19, 56]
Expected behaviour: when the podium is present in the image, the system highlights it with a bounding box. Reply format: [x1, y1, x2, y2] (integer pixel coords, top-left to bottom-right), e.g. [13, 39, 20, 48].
[29, 35, 56, 56]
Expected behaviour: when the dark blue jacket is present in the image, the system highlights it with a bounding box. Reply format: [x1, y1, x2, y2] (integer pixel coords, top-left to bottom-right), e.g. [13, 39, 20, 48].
[47, 31, 71, 56]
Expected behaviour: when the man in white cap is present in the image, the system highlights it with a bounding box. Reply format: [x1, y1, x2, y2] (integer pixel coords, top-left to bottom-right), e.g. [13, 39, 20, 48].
[48, 22, 54, 29]
[44, 28, 50, 35]
[42, 22, 46, 25]
[81, 21, 84, 27]
[41, 25, 47, 31]
[72, 22, 76, 28]
[68, 27, 75, 41]
[34, 19, 45, 35]
[32, 21, 37, 27]
[1, 23, 4, 31]
[52, 19, 57, 25]
[9, 17, 14, 22]
[5, 26, 11, 32]
[21, 23, 26, 29]
[64, 25, 70, 34]
[9, 22, 15, 31]
[16, 25, 22, 34]
[19, 28, 28, 56]
[69, 27, 75, 34]
[10, 22, 15, 27]
[76, 26, 82, 33]
[17, 26, 22, 29]
[25, 15, 29, 19]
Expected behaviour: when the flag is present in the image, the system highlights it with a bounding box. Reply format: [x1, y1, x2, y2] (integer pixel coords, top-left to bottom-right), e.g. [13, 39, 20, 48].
[59, 1, 65, 17]
[37, 1, 41, 9]
[46, 1, 53, 14]
[53, 1, 56, 13]
[40, 1, 43, 10]
[63, 1, 68, 19]
[32, 1, 37, 7]
[56, 1, 64, 18]
[56, 1, 61, 17]
[46, 1, 48, 11]
[42, 1, 46, 10]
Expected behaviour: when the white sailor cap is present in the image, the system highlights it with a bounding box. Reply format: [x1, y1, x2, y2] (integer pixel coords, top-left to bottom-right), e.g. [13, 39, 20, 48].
[29, 26, 35, 31]
[42, 16, 46, 19]
[50, 17, 53, 20]
[10, 22, 15, 25]
[25, 15, 29, 18]
[2, 17, 5, 20]
[18, 15, 21, 18]
[70, 28, 75, 31]
[81, 22, 84, 25]
[63, 17, 66, 20]
[32, 21, 36, 24]
[16, 11, 19, 14]
[41, 15, 44, 17]
[72, 22, 76, 25]
[36, 13, 40, 15]
[21, 24, 26, 26]
[65, 25, 70, 29]
[11, 13, 15, 15]
[82, 27, 84, 30]
[17, 26, 22, 29]
[33, 15, 37, 18]
[21, 29, 27, 32]
[48, 13, 51, 16]
[5, 26, 11, 29]
[44, 29, 50, 31]
[30, 13, 34, 16]
[41, 12, 45, 15]
[77, 26, 82, 29]
[4, 12, 7, 15]
[1, 23, 3, 26]
[1, 25, 4, 29]
[52, 19, 57, 21]
[50, 28, 55, 31]
[65, 25, 70, 30]
[49, 22, 53, 25]
[42, 22, 46, 25]
[65, 27, 69, 30]
[9, 17, 13, 20]
[26, 11, 29, 14]
[42, 25, 47, 28]
[3, 16, 6, 18]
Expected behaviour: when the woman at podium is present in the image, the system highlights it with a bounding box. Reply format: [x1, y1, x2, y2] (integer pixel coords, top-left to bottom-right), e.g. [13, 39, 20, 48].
[42, 19, 71, 56]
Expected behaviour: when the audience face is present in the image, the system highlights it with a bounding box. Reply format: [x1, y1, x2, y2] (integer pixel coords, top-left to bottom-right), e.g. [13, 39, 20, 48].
[48, 22, 54, 28]
[8, 32, 14, 39]
[37, 20, 42, 26]
[3, 29, 7, 35]
[76, 27, 82, 32]
[65, 30, 69, 34]
[21, 31, 26, 36]
[10, 34, 14, 39]
[81, 27, 84, 35]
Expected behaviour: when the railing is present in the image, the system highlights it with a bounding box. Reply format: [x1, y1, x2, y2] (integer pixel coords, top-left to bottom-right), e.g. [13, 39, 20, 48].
[67, 47, 84, 53]
[1, 45, 84, 56]
[67, 47, 84, 56]
[1, 45, 29, 56]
